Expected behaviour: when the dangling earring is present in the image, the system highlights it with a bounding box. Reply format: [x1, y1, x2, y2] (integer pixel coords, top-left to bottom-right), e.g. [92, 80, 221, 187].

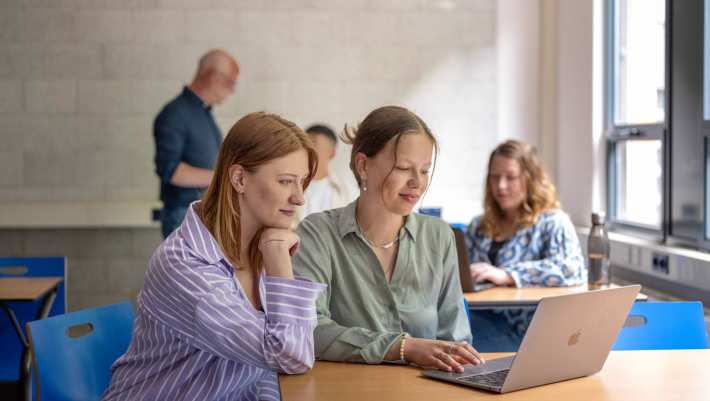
[361, 180, 367, 192]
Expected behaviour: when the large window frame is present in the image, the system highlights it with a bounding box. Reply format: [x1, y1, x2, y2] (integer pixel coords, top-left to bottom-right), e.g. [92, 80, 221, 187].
[605, 0, 668, 238]
[607, 0, 710, 251]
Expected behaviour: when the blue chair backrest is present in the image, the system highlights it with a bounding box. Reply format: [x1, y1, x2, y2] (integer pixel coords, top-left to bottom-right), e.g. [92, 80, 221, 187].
[26, 302, 134, 401]
[418, 207, 442, 218]
[462, 298, 475, 345]
[450, 223, 468, 235]
[463, 298, 473, 327]
[0, 257, 66, 381]
[613, 301, 709, 350]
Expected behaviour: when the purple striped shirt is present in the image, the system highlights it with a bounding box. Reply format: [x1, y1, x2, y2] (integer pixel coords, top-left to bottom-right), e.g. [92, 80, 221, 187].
[102, 202, 326, 401]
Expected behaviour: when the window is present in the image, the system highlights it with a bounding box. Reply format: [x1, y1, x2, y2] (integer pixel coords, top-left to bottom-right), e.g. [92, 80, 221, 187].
[607, 0, 666, 231]
[612, 140, 663, 227]
[609, 0, 710, 248]
[612, 0, 666, 125]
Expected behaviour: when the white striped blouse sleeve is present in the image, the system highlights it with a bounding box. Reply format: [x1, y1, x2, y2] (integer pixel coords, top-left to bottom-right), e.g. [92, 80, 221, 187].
[191, 275, 326, 374]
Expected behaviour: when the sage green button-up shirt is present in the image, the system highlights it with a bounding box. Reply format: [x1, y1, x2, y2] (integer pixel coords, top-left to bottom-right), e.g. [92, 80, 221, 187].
[293, 201, 472, 364]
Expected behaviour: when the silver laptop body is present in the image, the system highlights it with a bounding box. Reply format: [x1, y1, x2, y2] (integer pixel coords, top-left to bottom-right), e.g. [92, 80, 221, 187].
[422, 285, 641, 393]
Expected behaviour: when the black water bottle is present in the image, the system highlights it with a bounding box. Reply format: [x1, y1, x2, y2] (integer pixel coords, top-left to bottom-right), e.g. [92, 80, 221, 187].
[587, 212, 610, 289]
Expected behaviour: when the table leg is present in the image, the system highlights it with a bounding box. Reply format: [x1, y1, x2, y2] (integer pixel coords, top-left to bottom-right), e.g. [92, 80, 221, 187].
[0, 302, 28, 347]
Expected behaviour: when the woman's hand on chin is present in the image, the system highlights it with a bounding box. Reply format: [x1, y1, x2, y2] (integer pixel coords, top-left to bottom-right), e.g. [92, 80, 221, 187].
[259, 228, 300, 279]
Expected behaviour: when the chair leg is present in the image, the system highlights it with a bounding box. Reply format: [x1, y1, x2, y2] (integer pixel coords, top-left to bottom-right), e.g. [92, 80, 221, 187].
[20, 287, 58, 401]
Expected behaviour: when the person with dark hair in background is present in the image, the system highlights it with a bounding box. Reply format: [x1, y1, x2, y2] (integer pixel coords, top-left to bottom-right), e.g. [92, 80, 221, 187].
[154, 49, 240, 238]
[298, 124, 352, 220]
[293, 106, 484, 374]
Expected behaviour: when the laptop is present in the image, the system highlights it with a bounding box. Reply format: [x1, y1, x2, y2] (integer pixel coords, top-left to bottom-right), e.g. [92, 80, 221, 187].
[422, 285, 641, 393]
[452, 226, 496, 292]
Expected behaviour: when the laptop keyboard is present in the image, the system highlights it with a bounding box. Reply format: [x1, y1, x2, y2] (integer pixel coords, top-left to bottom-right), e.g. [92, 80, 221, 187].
[457, 369, 510, 387]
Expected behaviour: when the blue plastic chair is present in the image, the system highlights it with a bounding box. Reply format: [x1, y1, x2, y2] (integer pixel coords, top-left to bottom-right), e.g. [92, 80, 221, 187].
[1, 257, 66, 383]
[450, 223, 468, 234]
[418, 207, 442, 218]
[465, 298, 529, 351]
[26, 302, 134, 401]
[462, 298, 474, 346]
[463, 298, 473, 327]
[612, 301, 709, 350]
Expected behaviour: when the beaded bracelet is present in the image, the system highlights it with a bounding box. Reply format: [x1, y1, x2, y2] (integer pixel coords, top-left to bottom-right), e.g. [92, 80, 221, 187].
[399, 334, 409, 363]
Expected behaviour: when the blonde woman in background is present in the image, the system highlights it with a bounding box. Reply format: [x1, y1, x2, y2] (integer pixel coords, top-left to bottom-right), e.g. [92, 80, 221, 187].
[466, 139, 586, 288]
[464, 139, 586, 352]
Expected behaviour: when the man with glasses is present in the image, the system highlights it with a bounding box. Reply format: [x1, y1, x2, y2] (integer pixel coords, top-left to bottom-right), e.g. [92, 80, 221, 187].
[154, 49, 240, 238]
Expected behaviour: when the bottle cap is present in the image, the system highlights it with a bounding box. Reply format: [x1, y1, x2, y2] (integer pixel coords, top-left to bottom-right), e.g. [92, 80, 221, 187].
[591, 212, 606, 225]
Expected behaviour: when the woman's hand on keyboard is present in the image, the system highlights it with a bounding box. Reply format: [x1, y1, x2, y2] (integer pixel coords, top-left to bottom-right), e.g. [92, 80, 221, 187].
[404, 338, 485, 373]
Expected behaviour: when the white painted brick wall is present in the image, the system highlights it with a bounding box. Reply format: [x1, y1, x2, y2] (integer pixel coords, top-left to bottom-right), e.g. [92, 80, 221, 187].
[131, 9, 187, 43]
[0, 79, 23, 112]
[25, 80, 77, 113]
[75, 10, 133, 43]
[0, 0, 497, 225]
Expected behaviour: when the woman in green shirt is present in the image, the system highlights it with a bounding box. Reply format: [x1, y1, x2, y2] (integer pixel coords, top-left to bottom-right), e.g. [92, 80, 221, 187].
[293, 106, 484, 373]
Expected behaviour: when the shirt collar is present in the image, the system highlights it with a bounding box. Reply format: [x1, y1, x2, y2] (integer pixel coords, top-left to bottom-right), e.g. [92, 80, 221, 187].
[175, 201, 228, 265]
[337, 199, 419, 242]
[182, 86, 212, 111]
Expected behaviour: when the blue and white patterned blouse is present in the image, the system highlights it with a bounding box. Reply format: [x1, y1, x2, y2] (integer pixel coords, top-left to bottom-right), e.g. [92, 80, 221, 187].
[465, 209, 586, 287]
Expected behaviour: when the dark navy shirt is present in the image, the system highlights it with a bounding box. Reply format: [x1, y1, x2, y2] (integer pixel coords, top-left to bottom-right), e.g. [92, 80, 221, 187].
[154, 87, 222, 210]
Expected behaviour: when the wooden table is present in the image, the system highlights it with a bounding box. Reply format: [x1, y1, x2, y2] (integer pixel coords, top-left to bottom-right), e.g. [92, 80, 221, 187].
[0, 277, 62, 401]
[0, 278, 63, 301]
[280, 350, 710, 401]
[465, 284, 647, 308]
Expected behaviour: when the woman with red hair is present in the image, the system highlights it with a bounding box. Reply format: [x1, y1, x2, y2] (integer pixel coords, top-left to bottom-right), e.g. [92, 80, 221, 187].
[103, 112, 325, 401]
